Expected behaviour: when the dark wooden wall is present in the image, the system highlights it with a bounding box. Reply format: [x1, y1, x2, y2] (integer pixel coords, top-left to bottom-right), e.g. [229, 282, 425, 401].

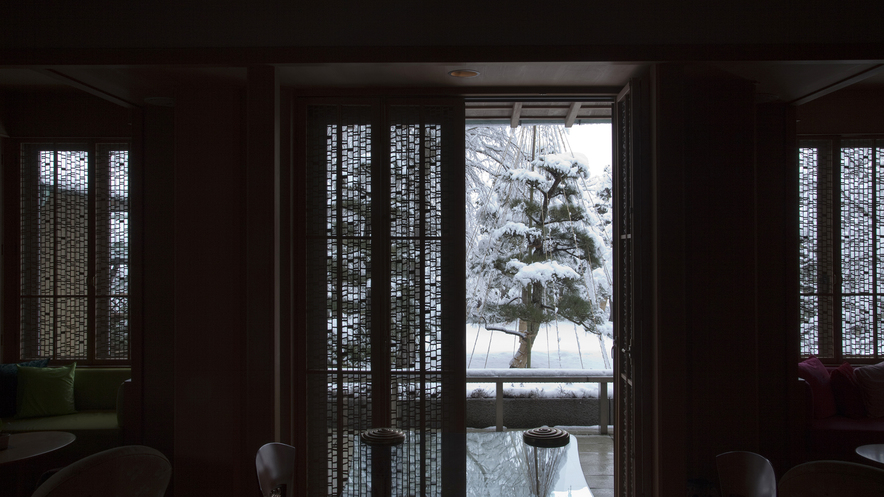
[649, 64, 798, 492]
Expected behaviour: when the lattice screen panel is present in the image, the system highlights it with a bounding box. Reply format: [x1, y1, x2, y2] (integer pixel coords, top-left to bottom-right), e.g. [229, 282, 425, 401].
[840, 141, 879, 357]
[18, 143, 129, 363]
[305, 100, 462, 496]
[614, 89, 635, 497]
[798, 142, 835, 357]
[95, 146, 130, 360]
[878, 140, 884, 356]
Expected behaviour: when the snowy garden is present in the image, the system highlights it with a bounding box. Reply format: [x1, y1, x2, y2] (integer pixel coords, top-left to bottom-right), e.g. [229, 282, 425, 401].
[464, 123, 615, 403]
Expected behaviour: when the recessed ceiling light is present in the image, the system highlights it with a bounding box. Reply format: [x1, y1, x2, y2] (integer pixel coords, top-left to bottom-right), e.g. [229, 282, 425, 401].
[448, 69, 480, 78]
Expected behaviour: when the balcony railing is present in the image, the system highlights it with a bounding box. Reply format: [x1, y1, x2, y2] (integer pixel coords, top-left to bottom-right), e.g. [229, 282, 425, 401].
[466, 368, 614, 433]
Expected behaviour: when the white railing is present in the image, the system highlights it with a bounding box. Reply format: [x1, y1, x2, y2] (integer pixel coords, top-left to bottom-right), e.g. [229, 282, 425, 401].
[466, 368, 614, 434]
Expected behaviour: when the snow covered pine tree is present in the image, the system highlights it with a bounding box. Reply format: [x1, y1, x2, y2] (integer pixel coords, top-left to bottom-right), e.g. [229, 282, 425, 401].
[466, 125, 613, 368]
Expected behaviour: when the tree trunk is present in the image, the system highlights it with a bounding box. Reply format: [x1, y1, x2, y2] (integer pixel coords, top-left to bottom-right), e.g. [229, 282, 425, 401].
[510, 284, 543, 368]
[509, 320, 540, 368]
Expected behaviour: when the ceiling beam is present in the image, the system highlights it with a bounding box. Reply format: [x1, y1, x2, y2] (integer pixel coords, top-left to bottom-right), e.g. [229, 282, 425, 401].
[31, 68, 137, 109]
[790, 64, 884, 106]
[510, 102, 522, 128]
[564, 102, 582, 127]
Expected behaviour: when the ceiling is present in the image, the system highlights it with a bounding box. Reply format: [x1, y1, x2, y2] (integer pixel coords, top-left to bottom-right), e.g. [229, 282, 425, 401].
[1, 61, 882, 124]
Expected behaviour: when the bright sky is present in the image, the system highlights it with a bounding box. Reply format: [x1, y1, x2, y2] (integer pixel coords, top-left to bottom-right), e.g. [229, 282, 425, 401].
[566, 123, 612, 178]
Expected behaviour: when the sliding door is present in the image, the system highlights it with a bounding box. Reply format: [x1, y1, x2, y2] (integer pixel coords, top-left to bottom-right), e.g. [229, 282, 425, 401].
[302, 98, 465, 496]
[613, 77, 653, 497]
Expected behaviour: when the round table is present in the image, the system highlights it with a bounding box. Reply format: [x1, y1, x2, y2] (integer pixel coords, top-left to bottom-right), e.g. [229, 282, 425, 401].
[0, 431, 76, 466]
[856, 444, 884, 464]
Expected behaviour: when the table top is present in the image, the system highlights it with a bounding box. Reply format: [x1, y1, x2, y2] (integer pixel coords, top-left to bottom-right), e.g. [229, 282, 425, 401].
[856, 444, 884, 464]
[467, 432, 591, 497]
[0, 431, 76, 466]
[342, 430, 592, 496]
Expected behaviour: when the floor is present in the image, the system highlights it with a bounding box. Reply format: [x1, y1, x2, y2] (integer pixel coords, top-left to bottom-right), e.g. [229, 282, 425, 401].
[572, 427, 615, 497]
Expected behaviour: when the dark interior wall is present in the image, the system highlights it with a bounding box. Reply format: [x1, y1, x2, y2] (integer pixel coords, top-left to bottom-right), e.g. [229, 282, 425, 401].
[651, 64, 794, 492]
[754, 103, 801, 474]
[171, 86, 248, 496]
[796, 88, 884, 135]
[682, 67, 759, 481]
[140, 103, 176, 461]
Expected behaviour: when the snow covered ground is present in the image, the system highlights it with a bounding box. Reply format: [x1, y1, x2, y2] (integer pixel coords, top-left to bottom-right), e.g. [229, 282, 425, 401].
[467, 321, 610, 370]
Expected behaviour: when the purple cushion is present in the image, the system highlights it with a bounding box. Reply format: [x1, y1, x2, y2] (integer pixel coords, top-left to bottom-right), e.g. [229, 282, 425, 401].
[830, 362, 867, 418]
[798, 356, 837, 419]
[855, 361, 884, 418]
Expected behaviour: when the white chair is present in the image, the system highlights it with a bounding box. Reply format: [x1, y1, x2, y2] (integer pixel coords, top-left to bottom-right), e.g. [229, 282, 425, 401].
[256, 442, 296, 497]
[716, 451, 777, 497]
[30, 445, 171, 497]
[778, 460, 884, 497]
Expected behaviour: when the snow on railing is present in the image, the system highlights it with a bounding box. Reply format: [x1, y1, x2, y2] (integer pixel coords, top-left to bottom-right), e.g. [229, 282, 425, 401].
[466, 368, 614, 434]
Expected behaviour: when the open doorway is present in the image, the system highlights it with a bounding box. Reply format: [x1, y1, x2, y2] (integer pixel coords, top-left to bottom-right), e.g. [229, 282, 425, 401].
[463, 99, 615, 495]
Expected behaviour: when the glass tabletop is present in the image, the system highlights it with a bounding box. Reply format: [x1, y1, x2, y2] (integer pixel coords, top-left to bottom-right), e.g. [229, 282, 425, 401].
[342, 431, 592, 496]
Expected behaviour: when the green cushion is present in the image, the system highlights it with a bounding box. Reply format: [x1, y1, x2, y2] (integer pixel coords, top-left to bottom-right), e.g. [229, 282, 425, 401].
[16, 362, 77, 418]
[0, 359, 49, 417]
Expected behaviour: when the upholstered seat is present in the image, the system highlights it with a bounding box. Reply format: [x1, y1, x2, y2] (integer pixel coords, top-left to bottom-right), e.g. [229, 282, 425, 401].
[30, 445, 171, 497]
[716, 450, 777, 497]
[256, 442, 296, 497]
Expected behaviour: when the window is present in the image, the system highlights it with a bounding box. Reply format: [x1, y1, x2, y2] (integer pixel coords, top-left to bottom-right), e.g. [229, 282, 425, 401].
[12, 142, 130, 364]
[799, 138, 884, 362]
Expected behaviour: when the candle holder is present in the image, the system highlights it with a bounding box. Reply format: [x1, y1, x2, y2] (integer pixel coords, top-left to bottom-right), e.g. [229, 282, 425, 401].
[522, 427, 570, 496]
[360, 428, 406, 497]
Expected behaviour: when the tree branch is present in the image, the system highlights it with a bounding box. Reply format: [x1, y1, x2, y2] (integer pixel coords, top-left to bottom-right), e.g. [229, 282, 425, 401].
[484, 325, 526, 339]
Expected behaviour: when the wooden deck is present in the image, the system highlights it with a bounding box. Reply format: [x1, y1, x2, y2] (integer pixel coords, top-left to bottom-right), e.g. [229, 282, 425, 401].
[573, 428, 614, 497]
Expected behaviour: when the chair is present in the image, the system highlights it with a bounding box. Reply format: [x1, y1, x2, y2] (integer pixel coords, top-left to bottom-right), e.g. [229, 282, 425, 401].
[778, 460, 884, 497]
[30, 445, 171, 497]
[256, 442, 296, 497]
[716, 451, 777, 497]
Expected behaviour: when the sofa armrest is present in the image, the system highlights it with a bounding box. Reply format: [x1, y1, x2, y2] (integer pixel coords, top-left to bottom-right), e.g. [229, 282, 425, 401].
[797, 377, 814, 450]
[799, 377, 814, 420]
[116, 379, 130, 428]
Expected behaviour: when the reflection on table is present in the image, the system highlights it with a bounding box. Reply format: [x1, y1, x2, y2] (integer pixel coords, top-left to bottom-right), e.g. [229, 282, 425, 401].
[342, 430, 592, 496]
[856, 443, 884, 465]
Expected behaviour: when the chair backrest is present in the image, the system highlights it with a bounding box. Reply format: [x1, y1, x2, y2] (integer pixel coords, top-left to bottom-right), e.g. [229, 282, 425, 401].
[30, 445, 171, 497]
[256, 442, 296, 497]
[778, 460, 884, 497]
[716, 451, 777, 497]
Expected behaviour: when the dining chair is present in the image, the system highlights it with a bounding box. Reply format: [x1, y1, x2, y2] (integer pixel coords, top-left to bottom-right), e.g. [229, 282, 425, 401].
[30, 445, 171, 497]
[778, 460, 884, 497]
[255, 442, 296, 497]
[716, 450, 777, 497]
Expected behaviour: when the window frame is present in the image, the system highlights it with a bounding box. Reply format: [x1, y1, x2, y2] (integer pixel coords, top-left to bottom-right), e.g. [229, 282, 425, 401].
[3, 139, 131, 366]
[799, 135, 884, 364]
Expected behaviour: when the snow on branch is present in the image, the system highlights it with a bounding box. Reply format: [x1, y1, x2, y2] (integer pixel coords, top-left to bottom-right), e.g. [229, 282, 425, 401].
[483, 324, 526, 339]
[491, 221, 540, 240]
[505, 169, 551, 190]
[532, 153, 590, 179]
[506, 260, 580, 287]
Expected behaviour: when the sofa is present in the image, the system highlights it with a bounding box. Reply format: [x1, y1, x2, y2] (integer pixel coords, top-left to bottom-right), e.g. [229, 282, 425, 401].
[799, 357, 884, 462]
[1, 365, 131, 461]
